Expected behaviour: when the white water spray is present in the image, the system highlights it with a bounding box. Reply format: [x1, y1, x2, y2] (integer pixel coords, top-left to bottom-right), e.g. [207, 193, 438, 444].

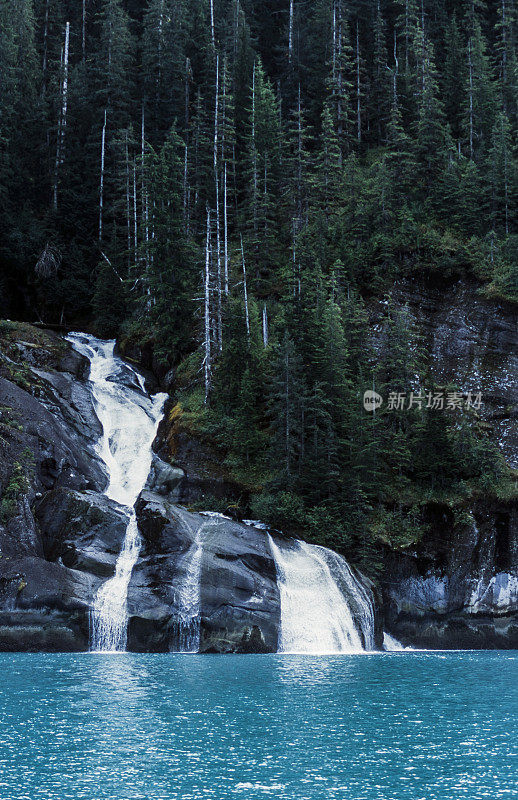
[268, 536, 375, 653]
[67, 334, 166, 652]
[172, 514, 223, 652]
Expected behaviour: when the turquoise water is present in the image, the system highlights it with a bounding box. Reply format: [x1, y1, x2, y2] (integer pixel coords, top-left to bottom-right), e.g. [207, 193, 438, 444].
[0, 652, 516, 800]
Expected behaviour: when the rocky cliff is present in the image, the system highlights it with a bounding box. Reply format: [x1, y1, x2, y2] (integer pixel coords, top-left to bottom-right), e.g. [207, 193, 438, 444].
[148, 276, 518, 650]
[0, 325, 106, 649]
[0, 323, 376, 652]
[377, 278, 518, 648]
[382, 498, 518, 648]
[130, 493, 281, 652]
[0, 279, 516, 653]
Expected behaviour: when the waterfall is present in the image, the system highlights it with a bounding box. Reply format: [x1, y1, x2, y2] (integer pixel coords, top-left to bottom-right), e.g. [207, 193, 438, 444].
[172, 514, 222, 653]
[383, 632, 409, 651]
[268, 536, 375, 654]
[67, 333, 166, 652]
[174, 520, 205, 653]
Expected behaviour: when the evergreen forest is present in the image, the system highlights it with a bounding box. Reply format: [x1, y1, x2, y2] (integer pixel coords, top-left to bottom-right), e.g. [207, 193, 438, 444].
[1, 0, 517, 570]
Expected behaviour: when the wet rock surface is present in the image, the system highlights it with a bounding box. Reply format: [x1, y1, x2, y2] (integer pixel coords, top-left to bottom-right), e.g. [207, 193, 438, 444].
[0, 329, 284, 653]
[35, 489, 129, 577]
[0, 310, 516, 652]
[129, 493, 281, 653]
[385, 278, 518, 466]
[372, 278, 518, 649]
[382, 499, 518, 648]
[0, 329, 106, 650]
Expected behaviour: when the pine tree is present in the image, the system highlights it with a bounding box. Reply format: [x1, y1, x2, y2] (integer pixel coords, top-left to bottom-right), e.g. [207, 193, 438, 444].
[465, 18, 496, 161]
[95, 0, 134, 128]
[243, 59, 282, 289]
[326, 1, 355, 161]
[443, 14, 466, 144]
[139, 125, 197, 364]
[370, 0, 392, 144]
[0, 0, 44, 285]
[142, 0, 186, 144]
[494, 0, 518, 127]
[375, 301, 422, 494]
[312, 296, 351, 496]
[414, 29, 447, 196]
[92, 255, 127, 337]
[268, 332, 307, 485]
[311, 103, 342, 216]
[488, 109, 514, 235]
[386, 99, 415, 204]
[231, 364, 265, 465]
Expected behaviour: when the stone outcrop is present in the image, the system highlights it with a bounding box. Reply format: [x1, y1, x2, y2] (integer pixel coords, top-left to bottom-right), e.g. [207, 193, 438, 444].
[374, 279, 518, 648]
[382, 498, 518, 648]
[385, 277, 518, 466]
[128, 493, 281, 653]
[0, 302, 516, 652]
[0, 330, 285, 652]
[0, 328, 109, 649]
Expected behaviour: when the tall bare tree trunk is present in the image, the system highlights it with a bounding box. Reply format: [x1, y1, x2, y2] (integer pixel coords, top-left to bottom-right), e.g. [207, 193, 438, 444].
[125, 131, 131, 270]
[240, 235, 250, 339]
[42, 0, 49, 93]
[393, 31, 399, 108]
[82, 0, 86, 62]
[53, 21, 70, 210]
[183, 58, 191, 230]
[125, 131, 131, 267]
[468, 38, 474, 160]
[296, 84, 302, 222]
[204, 208, 212, 403]
[98, 109, 107, 241]
[157, 0, 164, 88]
[501, 0, 508, 111]
[141, 106, 150, 278]
[214, 55, 222, 350]
[210, 0, 215, 47]
[224, 162, 229, 295]
[262, 305, 268, 348]
[133, 158, 138, 261]
[252, 61, 258, 236]
[356, 20, 361, 143]
[289, 0, 294, 62]
[332, 1, 336, 82]
[502, 115, 509, 235]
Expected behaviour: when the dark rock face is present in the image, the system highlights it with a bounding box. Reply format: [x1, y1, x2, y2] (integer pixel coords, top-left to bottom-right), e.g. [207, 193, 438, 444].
[370, 278, 518, 649]
[0, 374, 106, 493]
[0, 484, 126, 651]
[0, 558, 93, 652]
[128, 493, 281, 653]
[145, 455, 185, 501]
[35, 489, 129, 577]
[0, 330, 108, 650]
[1, 312, 516, 652]
[162, 428, 245, 506]
[387, 278, 518, 467]
[382, 499, 518, 648]
[0, 329, 284, 653]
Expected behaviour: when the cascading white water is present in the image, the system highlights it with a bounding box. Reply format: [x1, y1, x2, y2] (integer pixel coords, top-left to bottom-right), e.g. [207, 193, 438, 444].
[67, 333, 166, 652]
[383, 632, 409, 651]
[172, 514, 223, 652]
[268, 536, 375, 654]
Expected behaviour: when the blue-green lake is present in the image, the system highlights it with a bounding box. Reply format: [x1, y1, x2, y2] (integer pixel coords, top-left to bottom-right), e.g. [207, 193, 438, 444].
[0, 652, 516, 800]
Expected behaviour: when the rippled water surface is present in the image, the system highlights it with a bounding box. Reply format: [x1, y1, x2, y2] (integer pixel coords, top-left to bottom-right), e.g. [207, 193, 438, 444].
[0, 652, 516, 800]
